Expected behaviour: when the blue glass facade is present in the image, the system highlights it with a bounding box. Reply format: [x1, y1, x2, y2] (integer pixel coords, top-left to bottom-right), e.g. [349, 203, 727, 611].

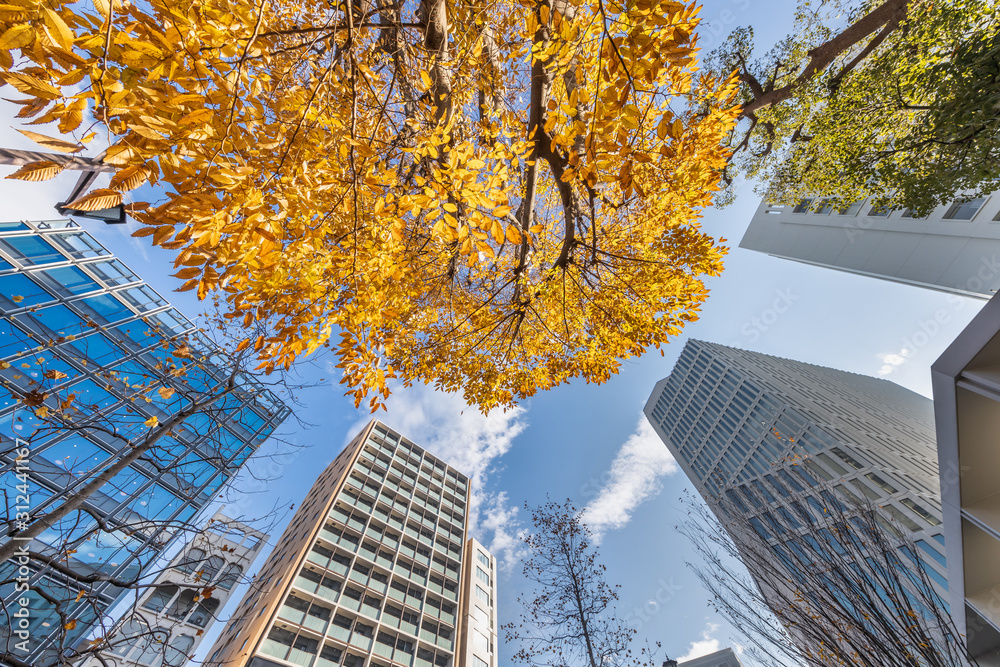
[0, 220, 290, 664]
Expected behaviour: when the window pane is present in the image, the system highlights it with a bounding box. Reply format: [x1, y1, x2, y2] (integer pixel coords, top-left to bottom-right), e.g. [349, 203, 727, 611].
[0, 235, 63, 264]
[47, 230, 110, 259]
[943, 198, 985, 220]
[37, 265, 100, 296]
[0, 273, 53, 307]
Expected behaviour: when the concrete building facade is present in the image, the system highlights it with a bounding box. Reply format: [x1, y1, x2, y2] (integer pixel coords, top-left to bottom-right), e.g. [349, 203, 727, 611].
[79, 511, 268, 667]
[456, 538, 497, 667]
[205, 420, 489, 667]
[677, 647, 743, 667]
[739, 196, 1000, 299]
[932, 290, 1000, 664]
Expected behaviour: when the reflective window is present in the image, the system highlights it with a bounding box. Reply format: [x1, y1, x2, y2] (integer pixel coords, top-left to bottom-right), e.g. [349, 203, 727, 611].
[61, 333, 123, 367]
[0, 235, 63, 265]
[31, 304, 88, 337]
[36, 265, 100, 296]
[0, 320, 34, 359]
[88, 259, 138, 286]
[0, 273, 53, 307]
[119, 285, 167, 312]
[143, 585, 179, 612]
[164, 634, 195, 667]
[47, 230, 110, 259]
[943, 198, 985, 221]
[78, 293, 132, 324]
[41, 435, 111, 478]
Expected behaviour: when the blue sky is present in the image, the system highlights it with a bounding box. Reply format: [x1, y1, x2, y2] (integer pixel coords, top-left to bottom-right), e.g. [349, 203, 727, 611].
[0, 1, 988, 663]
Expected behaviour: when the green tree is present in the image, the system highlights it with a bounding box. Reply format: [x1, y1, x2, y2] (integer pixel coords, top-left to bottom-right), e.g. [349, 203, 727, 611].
[712, 0, 1000, 215]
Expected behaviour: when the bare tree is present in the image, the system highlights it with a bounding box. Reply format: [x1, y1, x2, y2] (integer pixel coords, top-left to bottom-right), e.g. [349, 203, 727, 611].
[503, 500, 651, 667]
[681, 485, 975, 667]
[0, 305, 304, 666]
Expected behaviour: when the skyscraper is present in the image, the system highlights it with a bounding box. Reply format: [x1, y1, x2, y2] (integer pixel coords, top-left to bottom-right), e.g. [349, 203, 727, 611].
[79, 510, 269, 667]
[739, 196, 1000, 298]
[457, 538, 498, 667]
[0, 219, 290, 664]
[644, 341, 949, 633]
[205, 420, 492, 667]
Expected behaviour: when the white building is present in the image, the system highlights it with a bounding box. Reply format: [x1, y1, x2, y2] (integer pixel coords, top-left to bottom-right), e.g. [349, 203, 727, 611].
[457, 538, 497, 667]
[676, 647, 743, 667]
[80, 510, 268, 667]
[739, 196, 1000, 299]
[932, 290, 1000, 665]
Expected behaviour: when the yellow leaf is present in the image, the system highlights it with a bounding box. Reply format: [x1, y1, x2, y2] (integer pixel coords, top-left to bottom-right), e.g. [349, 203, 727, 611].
[493, 205, 512, 217]
[144, 416, 159, 428]
[5, 160, 64, 182]
[35, 406, 49, 418]
[74, 590, 86, 602]
[64, 619, 78, 631]
[42, 8, 75, 51]
[64, 189, 122, 212]
[109, 165, 150, 192]
[93, 0, 110, 19]
[157, 386, 175, 400]
[43, 369, 68, 380]
[506, 224, 523, 245]
[0, 24, 33, 50]
[11, 295, 24, 303]
[16, 129, 82, 154]
[1, 71, 61, 99]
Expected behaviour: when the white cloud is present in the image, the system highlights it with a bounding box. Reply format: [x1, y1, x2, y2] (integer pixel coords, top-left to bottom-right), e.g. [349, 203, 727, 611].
[581, 415, 678, 542]
[346, 383, 528, 570]
[877, 348, 911, 376]
[677, 623, 722, 662]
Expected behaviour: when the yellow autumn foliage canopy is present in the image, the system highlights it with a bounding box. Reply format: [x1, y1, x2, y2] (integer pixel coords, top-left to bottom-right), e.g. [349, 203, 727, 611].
[0, 0, 738, 410]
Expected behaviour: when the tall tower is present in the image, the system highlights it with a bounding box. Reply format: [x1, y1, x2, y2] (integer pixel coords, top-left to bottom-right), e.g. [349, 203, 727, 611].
[0, 219, 290, 664]
[205, 420, 494, 667]
[78, 510, 269, 667]
[457, 538, 498, 667]
[644, 340, 949, 605]
[739, 196, 1000, 299]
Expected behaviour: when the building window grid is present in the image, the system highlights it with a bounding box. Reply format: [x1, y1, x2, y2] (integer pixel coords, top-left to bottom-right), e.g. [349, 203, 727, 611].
[274, 440, 468, 664]
[0, 222, 291, 650]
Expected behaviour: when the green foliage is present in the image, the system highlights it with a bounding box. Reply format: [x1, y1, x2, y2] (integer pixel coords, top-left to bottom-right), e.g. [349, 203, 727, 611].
[717, 0, 1000, 215]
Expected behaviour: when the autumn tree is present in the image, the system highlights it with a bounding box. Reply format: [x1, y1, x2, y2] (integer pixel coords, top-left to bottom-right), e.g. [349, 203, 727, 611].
[0, 301, 294, 666]
[681, 488, 976, 667]
[709, 0, 1000, 215]
[0, 0, 739, 411]
[503, 500, 647, 667]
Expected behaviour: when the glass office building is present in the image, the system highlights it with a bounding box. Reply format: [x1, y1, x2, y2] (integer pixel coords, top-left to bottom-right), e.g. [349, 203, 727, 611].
[205, 420, 494, 667]
[0, 220, 290, 664]
[644, 340, 949, 616]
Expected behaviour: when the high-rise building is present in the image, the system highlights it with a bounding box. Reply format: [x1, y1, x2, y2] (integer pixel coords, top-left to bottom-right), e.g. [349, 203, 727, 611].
[932, 290, 1000, 663]
[0, 219, 290, 664]
[79, 510, 269, 667]
[205, 420, 492, 667]
[457, 538, 497, 667]
[739, 196, 1000, 298]
[644, 341, 949, 624]
[677, 647, 743, 667]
